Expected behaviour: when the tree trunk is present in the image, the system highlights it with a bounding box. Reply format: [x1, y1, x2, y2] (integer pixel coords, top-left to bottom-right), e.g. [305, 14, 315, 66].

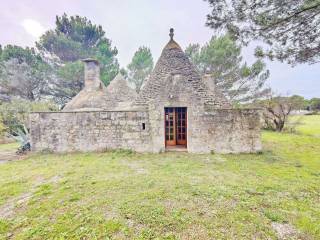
[274, 120, 285, 132]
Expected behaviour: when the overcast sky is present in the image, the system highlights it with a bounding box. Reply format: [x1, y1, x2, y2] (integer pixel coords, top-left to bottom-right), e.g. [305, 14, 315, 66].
[1, 0, 319, 98]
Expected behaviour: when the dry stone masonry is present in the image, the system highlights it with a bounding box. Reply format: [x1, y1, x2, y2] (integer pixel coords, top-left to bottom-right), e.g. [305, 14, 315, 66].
[30, 29, 262, 153]
[30, 111, 150, 152]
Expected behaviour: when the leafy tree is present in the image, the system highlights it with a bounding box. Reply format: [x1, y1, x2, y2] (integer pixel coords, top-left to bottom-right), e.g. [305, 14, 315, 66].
[1, 45, 41, 64]
[288, 95, 309, 110]
[257, 94, 294, 132]
[186, 35, 270, 103]
[255, 94, 312, 132]
[185, 44, 201, 68]
[119, 68, 128, 79]
[47, 61, 84, 105]
[1, 15, 120, 105]
[127, 47, 153, 92]
[0, 45, 51, 101]
[309, 98, 320, 110]
[205, 0, 320, 64]
[37, 14, 119, 87]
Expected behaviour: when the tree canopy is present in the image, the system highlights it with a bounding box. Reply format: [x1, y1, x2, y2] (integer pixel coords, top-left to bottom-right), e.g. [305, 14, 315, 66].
[205, 0, 320, 64]
[186, 34, 270, 103]
[37, 14, 119, 86]
[0, 15, 121, 105]
[127, 46, 153, 92]
[309, 98, 320, 110]
[0, 45, 51, 101]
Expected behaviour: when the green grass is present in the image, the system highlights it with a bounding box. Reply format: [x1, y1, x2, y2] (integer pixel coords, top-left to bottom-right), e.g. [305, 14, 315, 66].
[0, 142, 19, 151]
[0, 116, 319, 239]
[289, 114, 320, 137]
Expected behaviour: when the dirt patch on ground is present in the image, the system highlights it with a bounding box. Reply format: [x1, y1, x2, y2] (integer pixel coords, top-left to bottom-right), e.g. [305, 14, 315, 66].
[0, 151, 19, 163]
[104, 207, 120, 221]
[201, 155, 227, 164]
[126, 218, 148, 235]
[121, 160, 148, 174]
[271, 222, 305, 240]
[179, 224, 209, 239]
[0, 192, 33, 219]
[0, 175, 61, 219]
[0, 147, 30, 164]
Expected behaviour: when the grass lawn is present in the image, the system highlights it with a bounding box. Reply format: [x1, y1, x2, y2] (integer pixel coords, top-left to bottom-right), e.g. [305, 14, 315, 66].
[0, 143, 19, 152]
[289, 114, 320, 137]
[0, 116, 319, 239]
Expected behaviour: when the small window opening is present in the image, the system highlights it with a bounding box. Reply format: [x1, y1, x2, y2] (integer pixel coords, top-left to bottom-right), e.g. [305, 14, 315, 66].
[142, 123, 146, 130]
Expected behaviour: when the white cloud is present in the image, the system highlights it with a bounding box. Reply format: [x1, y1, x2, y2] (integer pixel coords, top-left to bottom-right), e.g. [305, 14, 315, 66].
[21, 19, 46, 38]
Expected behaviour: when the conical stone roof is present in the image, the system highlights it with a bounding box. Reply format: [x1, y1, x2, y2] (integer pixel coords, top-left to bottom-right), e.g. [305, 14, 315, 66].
[106, 74, 137, 102]
[135, 29, 230, 108]
[63, 59, 109, 111]
[63, 60, 137, 111]
[104, 73, 137, 110]
[62, 84, 109, 112]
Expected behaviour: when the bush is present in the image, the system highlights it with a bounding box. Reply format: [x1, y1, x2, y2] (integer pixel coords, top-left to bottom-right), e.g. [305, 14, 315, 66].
[283, 116, 303, 133]
[0, 99, 58, 135]
[0, 116, 5, 137]
[305, 111, 319, 115]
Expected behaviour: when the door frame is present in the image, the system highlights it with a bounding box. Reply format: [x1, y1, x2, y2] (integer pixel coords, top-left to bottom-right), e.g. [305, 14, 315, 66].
[164, 107, 176, 146]
[164, 107, 187, 148]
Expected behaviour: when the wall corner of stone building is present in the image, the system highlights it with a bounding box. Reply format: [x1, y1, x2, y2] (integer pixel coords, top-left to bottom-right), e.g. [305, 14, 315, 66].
[29, 112, 41, 152]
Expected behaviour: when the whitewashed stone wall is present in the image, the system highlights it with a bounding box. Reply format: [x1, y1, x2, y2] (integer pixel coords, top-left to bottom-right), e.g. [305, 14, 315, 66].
[30, 111, 151, 153]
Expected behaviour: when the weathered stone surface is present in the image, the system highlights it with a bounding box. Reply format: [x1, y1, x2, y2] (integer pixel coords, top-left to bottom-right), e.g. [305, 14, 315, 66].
[105, 74, 137, 110]
[30, 111, 151, 153]
[30, 108, 261, 153]
[201, 109, 262, 153]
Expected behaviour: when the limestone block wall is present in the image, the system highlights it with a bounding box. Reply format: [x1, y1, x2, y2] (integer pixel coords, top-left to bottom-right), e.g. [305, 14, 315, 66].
[144, 73, 211, 153]
[201, 109, 262, 153]
[139, 74, 262, 153]
[30, 111, 151, 153]
[30, 109, 262, 154]
[148, 107, 262, 154]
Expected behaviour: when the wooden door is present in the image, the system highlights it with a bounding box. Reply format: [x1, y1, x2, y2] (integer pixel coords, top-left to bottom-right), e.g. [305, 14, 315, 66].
[165, 108, 176, 146]
[165, 107, 187, 147]
[176, 107, 187, 146]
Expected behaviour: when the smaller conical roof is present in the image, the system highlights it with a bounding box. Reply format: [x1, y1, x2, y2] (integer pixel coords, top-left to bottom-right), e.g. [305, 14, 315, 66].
[107, 74, 134, 94]
[63, 59, 109, 111]
[62, 82, 109, 111]
[105, 74, 137, 106]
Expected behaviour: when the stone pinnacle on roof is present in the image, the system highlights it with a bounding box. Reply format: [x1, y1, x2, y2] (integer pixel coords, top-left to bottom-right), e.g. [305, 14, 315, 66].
[165, 28, 181, 50]
[169, 28, 174, 40]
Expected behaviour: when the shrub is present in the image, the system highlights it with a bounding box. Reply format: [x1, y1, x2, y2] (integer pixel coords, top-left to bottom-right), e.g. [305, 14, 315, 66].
[283, 116, 303, 133]
[0, 116, 5, 137]
[0, 99, 58, 134]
